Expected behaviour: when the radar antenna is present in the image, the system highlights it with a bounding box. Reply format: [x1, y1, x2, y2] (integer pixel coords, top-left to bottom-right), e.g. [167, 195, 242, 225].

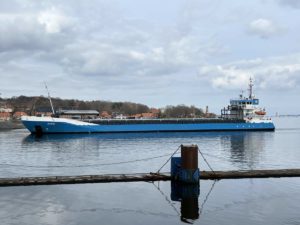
[240, 90, 244, 99]
[44, 82, 55, 115]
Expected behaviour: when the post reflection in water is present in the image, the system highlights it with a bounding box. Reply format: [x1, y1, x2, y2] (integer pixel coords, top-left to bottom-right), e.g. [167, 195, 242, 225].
[171, 181, 200, 223]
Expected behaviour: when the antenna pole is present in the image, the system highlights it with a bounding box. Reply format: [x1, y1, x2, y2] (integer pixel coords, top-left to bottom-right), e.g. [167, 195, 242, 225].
[44, 83, 55, 115]
[249, 77, 253, 99]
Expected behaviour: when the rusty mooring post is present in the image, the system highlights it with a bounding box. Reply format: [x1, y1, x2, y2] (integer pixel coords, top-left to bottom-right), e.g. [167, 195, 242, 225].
[171, 145, 200, 183]
[181, 145, 198, 170]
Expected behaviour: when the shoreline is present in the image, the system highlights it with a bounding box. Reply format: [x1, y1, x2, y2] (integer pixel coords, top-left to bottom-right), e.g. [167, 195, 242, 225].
[0, 120, 24, 130]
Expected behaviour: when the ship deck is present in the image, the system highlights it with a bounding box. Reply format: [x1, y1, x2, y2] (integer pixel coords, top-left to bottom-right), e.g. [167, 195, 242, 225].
[83, 118, 246, 125]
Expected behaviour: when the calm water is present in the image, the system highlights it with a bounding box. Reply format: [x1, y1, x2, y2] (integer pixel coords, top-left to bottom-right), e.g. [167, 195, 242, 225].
[0, 117, 300, 225]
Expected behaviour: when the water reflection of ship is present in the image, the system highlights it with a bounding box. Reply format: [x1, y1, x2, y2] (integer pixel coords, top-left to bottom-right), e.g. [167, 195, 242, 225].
[22, 132, 209, 143]
[221, 132, 272, 168]
[22, 130, 270, 143]
[21, 131, 238, 144]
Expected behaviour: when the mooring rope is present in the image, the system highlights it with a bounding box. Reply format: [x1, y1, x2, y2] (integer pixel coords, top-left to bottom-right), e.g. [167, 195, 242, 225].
[151, 181, 180, 216]
[198, 148, 216, 175]
[0, 152, 176, 168]
[199, 180, 217, 217]
[0, 145, 215, 174]
[156, 145, 182, 173]
[155, 145, 216, 175]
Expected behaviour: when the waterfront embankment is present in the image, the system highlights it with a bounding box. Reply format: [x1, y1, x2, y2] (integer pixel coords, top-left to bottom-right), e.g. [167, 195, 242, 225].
[0, 120, 24, 130]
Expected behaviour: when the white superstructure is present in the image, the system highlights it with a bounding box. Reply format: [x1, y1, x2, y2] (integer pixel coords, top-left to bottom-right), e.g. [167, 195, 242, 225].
[221, 78, 273, 123]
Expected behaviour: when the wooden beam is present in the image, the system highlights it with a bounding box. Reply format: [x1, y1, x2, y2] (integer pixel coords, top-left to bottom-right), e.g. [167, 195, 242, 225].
[1, 169, 300, 187]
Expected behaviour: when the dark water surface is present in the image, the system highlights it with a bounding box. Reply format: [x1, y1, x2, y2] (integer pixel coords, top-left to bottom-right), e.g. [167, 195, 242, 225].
[0, 117, 300, 225]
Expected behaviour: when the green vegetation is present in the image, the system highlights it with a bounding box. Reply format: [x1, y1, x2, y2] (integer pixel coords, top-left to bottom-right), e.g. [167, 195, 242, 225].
[4, 96, 149, 115]
[2, 96, 214, 118]
[161, 105, 205, 118]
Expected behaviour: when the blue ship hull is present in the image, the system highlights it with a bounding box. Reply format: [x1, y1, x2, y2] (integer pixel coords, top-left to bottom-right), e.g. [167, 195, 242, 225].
[21, 117, 275, 134]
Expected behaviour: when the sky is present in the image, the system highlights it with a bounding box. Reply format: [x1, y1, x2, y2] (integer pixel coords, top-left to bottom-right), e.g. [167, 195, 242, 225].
[0, 0, 300, 115]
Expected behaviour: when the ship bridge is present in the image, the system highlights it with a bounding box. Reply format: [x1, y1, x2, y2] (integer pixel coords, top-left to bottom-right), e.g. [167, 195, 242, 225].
[230, 98, 259, 106]
[221, 78, 263, 120]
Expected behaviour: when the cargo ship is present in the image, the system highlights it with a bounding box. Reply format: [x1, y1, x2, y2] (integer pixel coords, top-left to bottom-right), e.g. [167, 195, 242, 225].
[21, 79, 275, 134]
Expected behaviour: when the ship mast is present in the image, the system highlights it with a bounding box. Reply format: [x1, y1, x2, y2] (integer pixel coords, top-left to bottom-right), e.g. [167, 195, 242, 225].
[248, 77, 254, 99]
[44, 82, 55, 115]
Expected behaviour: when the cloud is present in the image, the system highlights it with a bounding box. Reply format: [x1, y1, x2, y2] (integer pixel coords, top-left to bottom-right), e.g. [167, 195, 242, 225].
[247, 18, 282, 39]
[0, 0, 299, 112]
[278, 0, 300, 9]
[37, 7, 74, 34]
[0, 8, 74, 52]
[198, 54, 300, 90]
[0, 0, 228, 103]
[45, 27, 216, 78]
[0, 1, 218, 79]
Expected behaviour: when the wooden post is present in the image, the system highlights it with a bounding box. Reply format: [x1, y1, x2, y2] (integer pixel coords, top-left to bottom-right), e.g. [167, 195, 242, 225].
[181, 145, 198, 170]
[179, 145, 200, 183]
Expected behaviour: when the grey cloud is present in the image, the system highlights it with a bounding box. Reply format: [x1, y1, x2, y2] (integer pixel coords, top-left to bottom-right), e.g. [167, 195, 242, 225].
[0, 10, 75, 53]
[2, 0, 299, 112]
[0, 0, 214, 80]
[247, 18, 283, 39]
[278, 0, 300, 8]
[198, 54, 300, 90]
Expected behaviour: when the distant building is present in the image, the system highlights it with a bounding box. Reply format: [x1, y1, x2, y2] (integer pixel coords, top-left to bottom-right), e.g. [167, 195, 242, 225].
[0, 112, 11, 121]
[0, 107, 13, 121]
[204, 112, 216, 118]
[160, 107, 166, 114]
[58, 110, 99, 119]
[114, 114, 127, 119]
[149, 108, 160, 117]
[35, 108, 53, 117]
[130, 112, 158, 119]
[100, 111, 111, 119]
[130, 114, 142, 119]
[0, 107, 13, 113]
[141, 112, 157, 119]
[13, 111, 28, 120]
[149, 108, 159, 113]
